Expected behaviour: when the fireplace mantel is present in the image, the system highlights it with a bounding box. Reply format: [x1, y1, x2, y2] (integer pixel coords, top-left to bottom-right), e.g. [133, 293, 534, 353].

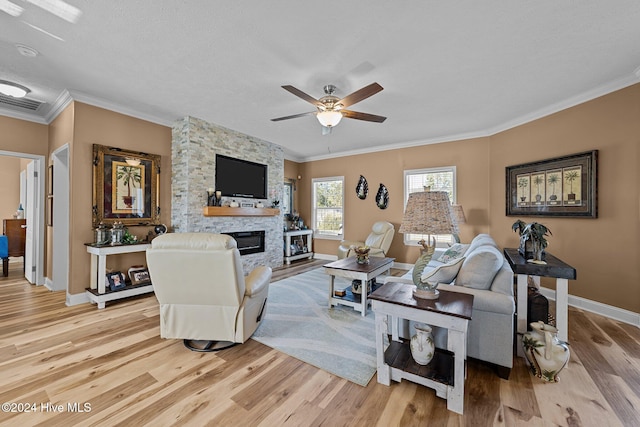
[202, 206, 280, 217]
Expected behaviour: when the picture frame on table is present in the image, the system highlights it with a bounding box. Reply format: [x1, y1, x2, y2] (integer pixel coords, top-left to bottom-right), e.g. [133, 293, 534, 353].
[107, 271, 127, 292]
[506, 150, 598, 218]
[130, 268, 151, 286]
[92, 144, 161, 227]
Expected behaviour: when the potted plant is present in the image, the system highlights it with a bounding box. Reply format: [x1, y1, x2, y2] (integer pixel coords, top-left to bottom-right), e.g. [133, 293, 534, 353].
[512, 219, 552, 261]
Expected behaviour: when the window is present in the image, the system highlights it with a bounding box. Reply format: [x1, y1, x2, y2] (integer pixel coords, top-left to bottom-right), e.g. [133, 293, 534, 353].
[403, 167, 457, 246]
[312, 176, 344, 239]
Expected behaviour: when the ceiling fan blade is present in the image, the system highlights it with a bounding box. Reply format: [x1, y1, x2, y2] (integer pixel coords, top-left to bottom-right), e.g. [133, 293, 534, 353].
[271, 111, 316, 122]
[337, 82, 383, 108]
[341, 110, 387, 123]
[281, 85, 322, 107]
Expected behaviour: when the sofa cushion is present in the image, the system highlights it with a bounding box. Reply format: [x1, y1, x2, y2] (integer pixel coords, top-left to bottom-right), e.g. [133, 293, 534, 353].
[436, 243, 469, 263]
[466, 233, 499, 254]
[421, 257, 465, 284]
[455, 246, 504, 290]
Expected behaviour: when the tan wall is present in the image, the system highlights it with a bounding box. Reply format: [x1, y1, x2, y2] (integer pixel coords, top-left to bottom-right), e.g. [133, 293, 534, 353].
[68, 102, 173, 295]
[0, 156, 22, 220]
[299, 137, 491, 263]
[0, 115, 48, 155]
[300, 83, 640, 313]
[284, 159, 301, 212]
[489, 84, 640, 313]
[0, 116, 48, 266]
[46, 103, 75, 278]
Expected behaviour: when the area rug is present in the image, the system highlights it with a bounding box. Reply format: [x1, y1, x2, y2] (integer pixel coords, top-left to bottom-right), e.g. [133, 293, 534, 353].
[252, 268, 382, 386]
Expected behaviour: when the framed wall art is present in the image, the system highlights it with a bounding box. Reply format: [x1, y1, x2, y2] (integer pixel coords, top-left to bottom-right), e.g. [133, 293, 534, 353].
[506, 150, 597, 218]
[92, 144, 161, 227]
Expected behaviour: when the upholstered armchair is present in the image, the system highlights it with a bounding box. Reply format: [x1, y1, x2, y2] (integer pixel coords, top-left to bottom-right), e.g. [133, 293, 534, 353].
[337, 221, 395, 259]
[146, 233, 272, 351]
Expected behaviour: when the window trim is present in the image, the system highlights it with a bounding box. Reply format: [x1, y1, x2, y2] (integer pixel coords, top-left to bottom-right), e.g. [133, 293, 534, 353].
[311, 176, 344, 240]
[402, 166, 457, 246]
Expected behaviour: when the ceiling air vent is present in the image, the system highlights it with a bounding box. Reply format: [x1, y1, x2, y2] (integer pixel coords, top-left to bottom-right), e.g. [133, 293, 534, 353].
[0, 94, 44, 111]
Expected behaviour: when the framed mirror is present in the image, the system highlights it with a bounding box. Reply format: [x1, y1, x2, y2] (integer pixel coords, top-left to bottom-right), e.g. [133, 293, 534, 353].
[92, 144, 161, 226]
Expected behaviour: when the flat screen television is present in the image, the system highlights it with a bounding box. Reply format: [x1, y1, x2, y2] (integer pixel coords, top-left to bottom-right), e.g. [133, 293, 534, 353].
[215, 154, 268, 199]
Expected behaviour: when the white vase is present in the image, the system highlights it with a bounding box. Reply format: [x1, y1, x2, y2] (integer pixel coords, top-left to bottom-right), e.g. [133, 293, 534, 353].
[410, 323, 435, 365]
[522, 321, 570, 382]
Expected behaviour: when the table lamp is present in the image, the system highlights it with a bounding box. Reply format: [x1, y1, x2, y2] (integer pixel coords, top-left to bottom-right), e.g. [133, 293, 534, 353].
[399, 191, 458, 300]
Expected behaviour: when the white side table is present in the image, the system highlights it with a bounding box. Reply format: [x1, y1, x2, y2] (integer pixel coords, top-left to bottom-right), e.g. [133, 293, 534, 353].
[283, 229, 313, 264]
[370, 282, 473, 414]
[85, 242, 153, 309]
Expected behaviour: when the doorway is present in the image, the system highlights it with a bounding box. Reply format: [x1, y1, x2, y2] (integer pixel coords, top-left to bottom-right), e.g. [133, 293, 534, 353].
[0, 150, 45, 285]
[51, 145, 70, 295]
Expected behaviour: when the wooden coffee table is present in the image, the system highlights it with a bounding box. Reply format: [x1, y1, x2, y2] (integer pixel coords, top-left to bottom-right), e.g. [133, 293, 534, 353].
[369, 282, 473, 414]
[324, 256, 394, 316]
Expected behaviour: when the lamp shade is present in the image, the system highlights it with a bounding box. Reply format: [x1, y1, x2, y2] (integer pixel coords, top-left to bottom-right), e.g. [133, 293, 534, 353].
[451, 204, 466, 225]
[316, 110, 343, 127]
[399, 191, 459, 236]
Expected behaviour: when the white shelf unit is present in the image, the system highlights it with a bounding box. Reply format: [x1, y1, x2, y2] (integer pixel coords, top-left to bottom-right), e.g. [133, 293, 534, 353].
[283, 229, 313, 264]
[85, 242, 153, 309]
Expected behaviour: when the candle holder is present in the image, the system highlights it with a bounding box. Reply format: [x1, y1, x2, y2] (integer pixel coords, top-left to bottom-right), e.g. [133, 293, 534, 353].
[206, 190, 216, 207]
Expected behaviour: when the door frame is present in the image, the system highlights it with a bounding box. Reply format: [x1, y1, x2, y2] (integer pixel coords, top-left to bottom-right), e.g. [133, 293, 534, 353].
[51, 144, 70, 295]
[0, 150, 45, 285]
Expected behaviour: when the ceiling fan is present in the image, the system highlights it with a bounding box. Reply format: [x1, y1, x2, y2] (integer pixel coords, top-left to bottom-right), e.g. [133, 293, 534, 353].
[271, 82, 386, 134]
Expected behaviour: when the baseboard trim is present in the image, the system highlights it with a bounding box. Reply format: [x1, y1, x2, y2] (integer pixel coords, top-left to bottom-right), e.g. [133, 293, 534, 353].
[66, 291, 90, 307]
[44, 277, 54, 291]
[539, 287, 640, 327]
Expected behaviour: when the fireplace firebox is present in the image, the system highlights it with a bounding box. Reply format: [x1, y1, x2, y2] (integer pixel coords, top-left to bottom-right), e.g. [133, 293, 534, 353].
[223, 231, 265, 255]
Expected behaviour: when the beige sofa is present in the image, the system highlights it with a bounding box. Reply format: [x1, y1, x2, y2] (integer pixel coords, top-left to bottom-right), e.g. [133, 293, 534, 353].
[386, 234, 515, 378]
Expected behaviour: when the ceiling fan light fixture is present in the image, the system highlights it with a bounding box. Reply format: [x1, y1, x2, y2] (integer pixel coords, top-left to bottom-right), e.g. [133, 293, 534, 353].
[0, 80, 30, 98]
[317, 110, 343, 127]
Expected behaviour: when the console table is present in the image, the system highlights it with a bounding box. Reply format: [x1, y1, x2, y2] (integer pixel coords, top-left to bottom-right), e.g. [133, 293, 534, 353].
[85, 242, 153, 309]
[283, 229, 313, 264]
[504, 248, 577, 342]
[370, 283, 473, 414]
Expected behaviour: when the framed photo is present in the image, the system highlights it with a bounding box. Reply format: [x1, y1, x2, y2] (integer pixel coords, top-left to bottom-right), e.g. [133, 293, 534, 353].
[130, 268, 151, 286]
[47, 164, 53, 196]
[506, 150, 597, 218]
[92, 144, 161, 227]
[47, 196, 53, 226]
[107, 271, 127, 291]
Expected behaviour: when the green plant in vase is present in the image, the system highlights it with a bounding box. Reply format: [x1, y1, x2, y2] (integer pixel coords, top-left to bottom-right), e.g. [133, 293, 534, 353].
[512, 220, 552, 263]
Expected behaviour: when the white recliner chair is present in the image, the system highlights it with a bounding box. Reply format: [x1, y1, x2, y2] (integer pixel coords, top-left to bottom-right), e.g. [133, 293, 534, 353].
[146, 233, 272, 352]
[338, 221, 395, 259]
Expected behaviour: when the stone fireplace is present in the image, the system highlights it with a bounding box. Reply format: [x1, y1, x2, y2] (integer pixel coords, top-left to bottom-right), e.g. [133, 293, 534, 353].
[171, 116, 284, 272]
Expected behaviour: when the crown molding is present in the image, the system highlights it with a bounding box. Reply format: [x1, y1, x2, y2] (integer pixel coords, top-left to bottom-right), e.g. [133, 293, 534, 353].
[299, 72, 640, 162]
[0, 106, 48, 124]
[44, 89, 73, 124]
[67, 90, 176, 127]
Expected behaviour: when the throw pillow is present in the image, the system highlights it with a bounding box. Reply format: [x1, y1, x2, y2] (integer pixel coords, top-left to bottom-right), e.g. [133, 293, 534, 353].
[436, 243, 470, 263]
[421, 257, 465, 284]
[455, 246, 504, 290]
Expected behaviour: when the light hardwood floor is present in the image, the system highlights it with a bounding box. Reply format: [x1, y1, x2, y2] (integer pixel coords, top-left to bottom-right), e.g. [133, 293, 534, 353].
[0, 259, 638, 426]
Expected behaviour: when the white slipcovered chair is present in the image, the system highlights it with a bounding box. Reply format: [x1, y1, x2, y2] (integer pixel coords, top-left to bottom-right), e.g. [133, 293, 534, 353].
[146, 233, 271, 352]
[337, 221, 395, 259]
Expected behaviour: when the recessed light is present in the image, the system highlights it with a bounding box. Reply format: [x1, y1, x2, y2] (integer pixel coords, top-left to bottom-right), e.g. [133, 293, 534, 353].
[0, 80, 31, 98]
[16, 44, 39, 57]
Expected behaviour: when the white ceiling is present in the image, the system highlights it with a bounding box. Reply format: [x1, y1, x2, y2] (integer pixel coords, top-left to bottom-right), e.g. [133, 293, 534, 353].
[1, 1, 639, 161]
